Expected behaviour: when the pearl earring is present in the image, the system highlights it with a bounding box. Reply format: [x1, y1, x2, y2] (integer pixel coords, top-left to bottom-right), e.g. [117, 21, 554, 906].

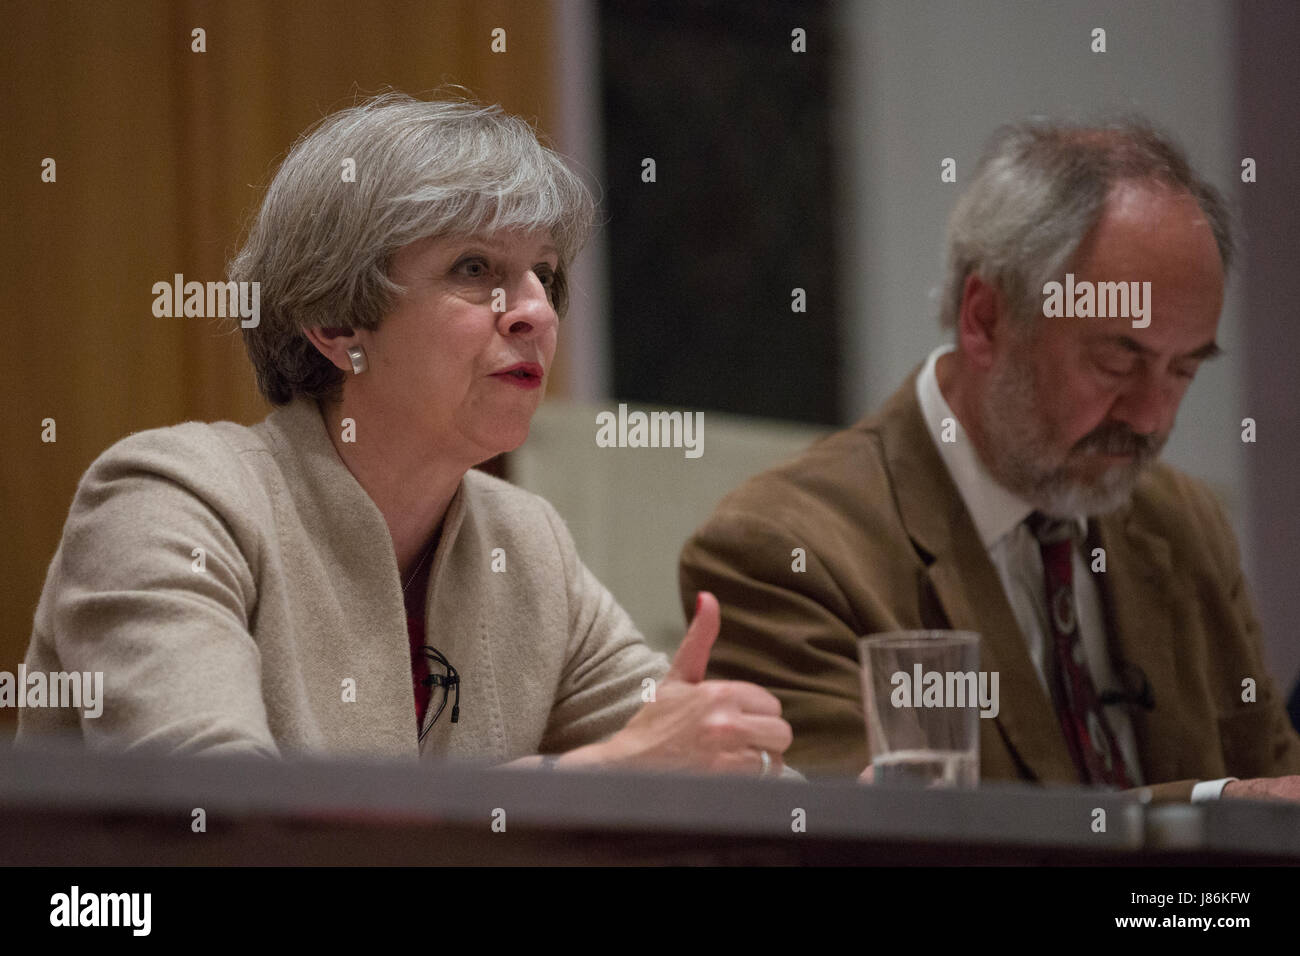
[346, 346, 367, 375]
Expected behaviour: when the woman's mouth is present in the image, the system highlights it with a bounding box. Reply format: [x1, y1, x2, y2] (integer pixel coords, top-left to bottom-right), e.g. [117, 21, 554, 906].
[490, 363, 544, 389]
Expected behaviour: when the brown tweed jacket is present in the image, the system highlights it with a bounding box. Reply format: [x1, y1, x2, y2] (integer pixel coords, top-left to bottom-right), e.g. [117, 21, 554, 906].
[680, 368, 1300, 803]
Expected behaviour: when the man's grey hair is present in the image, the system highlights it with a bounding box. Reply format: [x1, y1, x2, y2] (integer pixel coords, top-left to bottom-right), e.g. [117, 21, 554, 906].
[229, 91, 596, 405]
[937, 116, 1234, 330]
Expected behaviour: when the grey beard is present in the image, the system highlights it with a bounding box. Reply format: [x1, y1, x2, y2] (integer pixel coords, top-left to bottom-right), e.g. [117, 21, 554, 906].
[1018, 454, 1152, 518]
[976, 348, 1166, 519]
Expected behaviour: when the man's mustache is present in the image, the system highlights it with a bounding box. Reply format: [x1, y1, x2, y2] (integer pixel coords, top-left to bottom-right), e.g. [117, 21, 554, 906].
[1071, 422, 1165, 459]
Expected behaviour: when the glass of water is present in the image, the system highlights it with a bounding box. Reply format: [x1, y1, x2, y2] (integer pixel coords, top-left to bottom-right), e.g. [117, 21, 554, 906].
[857, 630, 982, 788]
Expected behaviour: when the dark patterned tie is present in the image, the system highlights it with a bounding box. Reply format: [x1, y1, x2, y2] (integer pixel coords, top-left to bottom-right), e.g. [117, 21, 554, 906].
[1027, 512, 1134, 788]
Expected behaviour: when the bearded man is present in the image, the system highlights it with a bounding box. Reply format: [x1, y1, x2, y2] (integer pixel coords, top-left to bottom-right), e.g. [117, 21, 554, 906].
[679, 118, 1300, 804]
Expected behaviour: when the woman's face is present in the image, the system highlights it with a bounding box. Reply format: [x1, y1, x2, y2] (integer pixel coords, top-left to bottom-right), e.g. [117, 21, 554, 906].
[358, 228, 560, 463]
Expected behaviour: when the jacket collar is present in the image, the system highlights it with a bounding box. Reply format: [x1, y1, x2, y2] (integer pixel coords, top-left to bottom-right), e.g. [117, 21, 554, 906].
[870, 371, 1078, 781]
[252, 396, 470, 618]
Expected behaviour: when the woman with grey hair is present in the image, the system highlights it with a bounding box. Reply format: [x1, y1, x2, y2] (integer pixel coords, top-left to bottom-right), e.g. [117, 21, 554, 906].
[20, 93, 792, 777]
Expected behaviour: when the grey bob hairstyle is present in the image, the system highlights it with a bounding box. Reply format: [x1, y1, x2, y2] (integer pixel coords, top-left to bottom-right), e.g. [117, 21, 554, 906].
[229, 91, 596, 405]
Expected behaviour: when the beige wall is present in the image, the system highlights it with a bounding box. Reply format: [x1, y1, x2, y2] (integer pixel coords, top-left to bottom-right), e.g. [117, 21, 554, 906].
[513, 402, 829, 653]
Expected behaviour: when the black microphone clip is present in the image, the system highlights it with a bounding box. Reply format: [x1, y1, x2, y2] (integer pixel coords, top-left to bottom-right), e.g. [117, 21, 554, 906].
[1098, 660, 1155, 711]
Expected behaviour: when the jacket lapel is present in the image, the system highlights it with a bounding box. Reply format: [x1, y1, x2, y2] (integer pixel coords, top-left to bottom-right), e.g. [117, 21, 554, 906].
[876, 370, 1080, 783]
[256, 397, 419, 756]
[1092, 512, 1189, 783]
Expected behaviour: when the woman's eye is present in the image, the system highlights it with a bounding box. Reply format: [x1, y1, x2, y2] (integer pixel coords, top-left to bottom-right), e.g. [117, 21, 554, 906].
[455, 257, 489, 277]
[535, 268, 556, 288]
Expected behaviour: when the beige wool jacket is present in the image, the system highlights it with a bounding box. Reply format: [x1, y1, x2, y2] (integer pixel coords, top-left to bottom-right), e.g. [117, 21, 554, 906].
[20, 396, 669, 763]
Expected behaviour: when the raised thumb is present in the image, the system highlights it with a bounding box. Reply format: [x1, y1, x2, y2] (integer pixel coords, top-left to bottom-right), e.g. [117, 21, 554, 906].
[666, 591, 720, 684]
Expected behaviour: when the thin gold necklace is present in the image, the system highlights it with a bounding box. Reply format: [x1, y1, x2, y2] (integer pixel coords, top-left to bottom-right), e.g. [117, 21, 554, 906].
[402, 536, 436, 594]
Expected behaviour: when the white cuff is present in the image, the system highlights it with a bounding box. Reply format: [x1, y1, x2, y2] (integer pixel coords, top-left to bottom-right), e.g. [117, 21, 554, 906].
[1190, 777, 1237, 802]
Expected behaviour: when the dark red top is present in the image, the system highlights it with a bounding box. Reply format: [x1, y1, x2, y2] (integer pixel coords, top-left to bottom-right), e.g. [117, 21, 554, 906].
[407, 615, 432, 732]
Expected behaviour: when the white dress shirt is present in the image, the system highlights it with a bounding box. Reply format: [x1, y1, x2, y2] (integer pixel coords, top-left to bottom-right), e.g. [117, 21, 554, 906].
[915, 345, 1230, 800]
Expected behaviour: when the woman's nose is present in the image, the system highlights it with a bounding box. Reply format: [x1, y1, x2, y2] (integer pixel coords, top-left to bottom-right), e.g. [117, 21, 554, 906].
[498, 272, 557, 337]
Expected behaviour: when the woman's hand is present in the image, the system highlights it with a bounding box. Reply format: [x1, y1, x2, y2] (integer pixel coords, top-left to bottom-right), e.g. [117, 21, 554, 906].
[593, 592, 793, 775]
